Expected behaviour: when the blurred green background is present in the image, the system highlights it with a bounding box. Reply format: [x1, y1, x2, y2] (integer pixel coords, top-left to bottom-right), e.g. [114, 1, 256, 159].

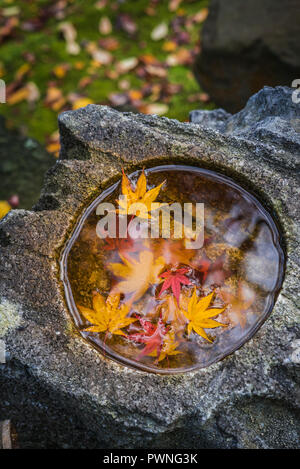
[0, 0, 212, 157]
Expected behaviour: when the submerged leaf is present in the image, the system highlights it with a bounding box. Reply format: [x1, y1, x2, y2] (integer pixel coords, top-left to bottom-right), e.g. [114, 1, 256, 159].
[108, 250, 165, 302]
[219, 281, 255, 328]
[128, 316, 169, 360]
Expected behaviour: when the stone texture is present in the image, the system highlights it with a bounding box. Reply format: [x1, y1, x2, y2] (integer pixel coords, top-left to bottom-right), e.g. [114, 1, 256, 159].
[0, 86, 299, 448]
[0, 116, 54, 209]
[190, 86, 300, 160]
[194, 0, 300, 112]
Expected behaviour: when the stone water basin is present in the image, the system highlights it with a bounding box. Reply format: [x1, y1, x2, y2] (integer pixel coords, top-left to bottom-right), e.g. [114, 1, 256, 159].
[61, 165, 285, 374]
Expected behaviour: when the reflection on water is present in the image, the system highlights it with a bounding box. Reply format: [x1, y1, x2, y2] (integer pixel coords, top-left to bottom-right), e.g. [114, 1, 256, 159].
[61, 165, 285, 374]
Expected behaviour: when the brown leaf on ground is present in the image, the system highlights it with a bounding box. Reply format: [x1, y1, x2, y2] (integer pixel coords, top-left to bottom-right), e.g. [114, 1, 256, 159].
[109, 92, 129, 106]
[99, 16, 112, 35]
[7, 87, 29, 105]
[116, 57, 138, 74]
[145, 64, 167, 78]
[168, 0, 182, 12]
[151, 22, 168, 41]
[0, 17, 19, 43]
[44, 86, 66, 111]
[140, 103, 169, 115]
[99, 37, 119, 51]
[58, 22, 80, 55]
[193, 8, 209, 24]
[116, 13, 137, 36]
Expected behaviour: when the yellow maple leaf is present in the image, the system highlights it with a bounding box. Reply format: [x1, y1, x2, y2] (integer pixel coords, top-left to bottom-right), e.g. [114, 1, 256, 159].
[108, 250, 165, 302]
[183, 288, 226, 342]
[117, 169, 166, 219]
[0, 201, 11, 220]
[149, 330, 182, 362]
[78, 291, 136, 336]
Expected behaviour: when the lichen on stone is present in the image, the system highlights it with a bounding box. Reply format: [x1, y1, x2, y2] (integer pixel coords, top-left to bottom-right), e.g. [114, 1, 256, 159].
[0, 298, 22, 338]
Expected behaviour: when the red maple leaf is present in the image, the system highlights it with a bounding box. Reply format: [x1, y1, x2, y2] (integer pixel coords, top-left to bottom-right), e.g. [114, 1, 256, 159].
[127, 316, 169, 360]
[159, 267, 191, 306]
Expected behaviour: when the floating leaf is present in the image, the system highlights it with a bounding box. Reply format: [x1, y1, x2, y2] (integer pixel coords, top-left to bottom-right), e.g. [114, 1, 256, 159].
[159, 267, 191, 306]
[183, 289, 226, 342]
[117, 169, 166, 219]
[78, 291, 136, 336]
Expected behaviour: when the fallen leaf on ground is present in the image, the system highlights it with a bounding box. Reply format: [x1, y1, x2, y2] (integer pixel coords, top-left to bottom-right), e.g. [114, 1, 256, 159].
[151, 22, 168, 41]
[0, 201, 11, 220]
[168, 0, 182, 12]
[117, 13, 137, 36]
[145, 64, 167, 78]
[72, 97, 93, 110]
[58, 22, 80, 55]
[15, 63, 30, 80]
[99, 16, 112, 35]
[26, 82, 40, 103]
[116, 57, 138, 74]
[7, 86, 29, 105]
[53, 63, 69, 78]
[86, 42, 113, 64]
[0, 17, 19, 43]
[99, 37, 119, 51]
[141, 103, 169, 115]
[109, 92, 128, 106]
[162, 40, 177, 52]
[193, 8, 209, 24]
[44, 86, 66, 111]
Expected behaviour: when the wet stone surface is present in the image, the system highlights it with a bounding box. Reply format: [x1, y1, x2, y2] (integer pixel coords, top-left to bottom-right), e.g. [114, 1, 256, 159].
[0, 86, 299, 448]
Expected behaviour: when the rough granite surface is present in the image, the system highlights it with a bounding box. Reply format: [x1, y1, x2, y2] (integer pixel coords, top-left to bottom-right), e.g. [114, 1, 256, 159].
[0, 86, 299, 448]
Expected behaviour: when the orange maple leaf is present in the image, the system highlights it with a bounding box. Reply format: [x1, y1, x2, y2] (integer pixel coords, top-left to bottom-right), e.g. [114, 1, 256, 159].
[108, 250, 165, 302]
[117, 169, 166, 219]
